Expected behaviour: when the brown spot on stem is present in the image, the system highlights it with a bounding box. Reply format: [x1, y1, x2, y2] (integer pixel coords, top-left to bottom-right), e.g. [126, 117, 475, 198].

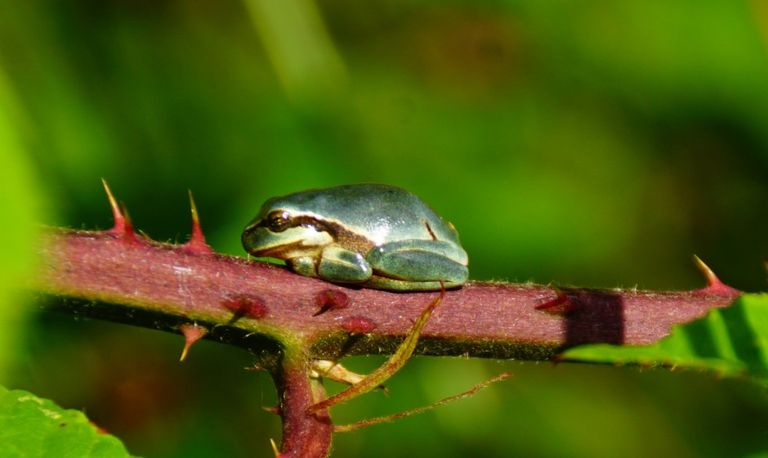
[313, 289, 350, 316]
[222, 294, 268, 320]
[535, 288, 579, 315]
[340, 316, 377, 334]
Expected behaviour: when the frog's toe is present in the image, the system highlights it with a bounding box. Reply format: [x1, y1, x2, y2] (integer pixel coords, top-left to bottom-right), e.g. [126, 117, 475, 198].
[366, 276, 464, 291]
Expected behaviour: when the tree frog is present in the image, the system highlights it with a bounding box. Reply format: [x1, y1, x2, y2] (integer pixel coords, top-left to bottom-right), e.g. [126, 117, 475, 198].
[241, 184, 469, 291]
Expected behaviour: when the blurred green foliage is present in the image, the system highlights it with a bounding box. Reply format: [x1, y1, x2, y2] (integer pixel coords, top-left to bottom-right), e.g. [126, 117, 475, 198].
[0, 65, 45, 381]
[1, 0, 767, 456]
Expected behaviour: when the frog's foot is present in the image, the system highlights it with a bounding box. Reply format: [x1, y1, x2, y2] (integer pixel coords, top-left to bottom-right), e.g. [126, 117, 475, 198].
[306, 283, 445, 414]
[310, 360, 388, 393]
[288, 256, 318, 277]
[366, 276, 460, 292]
[289, 250, 373, 284]
[317, 246, 372, 283]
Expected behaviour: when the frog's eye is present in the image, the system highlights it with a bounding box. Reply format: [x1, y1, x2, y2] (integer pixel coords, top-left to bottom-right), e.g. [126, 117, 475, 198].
[266, 211, 291, 232]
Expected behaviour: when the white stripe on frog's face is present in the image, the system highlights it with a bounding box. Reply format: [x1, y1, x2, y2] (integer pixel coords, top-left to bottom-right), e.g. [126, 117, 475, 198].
[296, 226, 334, 247]
[244, 225, 333, 259]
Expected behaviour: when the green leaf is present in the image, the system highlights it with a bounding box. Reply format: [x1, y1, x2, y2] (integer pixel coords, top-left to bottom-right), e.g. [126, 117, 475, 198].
[563, 293, 768, 384]
[0, 386, 132, 457]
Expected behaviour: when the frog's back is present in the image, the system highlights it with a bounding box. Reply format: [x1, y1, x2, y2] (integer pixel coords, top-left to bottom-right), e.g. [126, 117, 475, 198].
[268, 184, 460, 245]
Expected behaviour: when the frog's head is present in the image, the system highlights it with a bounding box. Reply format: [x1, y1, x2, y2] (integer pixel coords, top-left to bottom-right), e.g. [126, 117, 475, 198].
[241, 198, 333, 260]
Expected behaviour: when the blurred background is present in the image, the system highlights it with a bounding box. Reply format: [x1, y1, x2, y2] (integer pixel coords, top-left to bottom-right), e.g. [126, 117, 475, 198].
[1, 0, 767, 456]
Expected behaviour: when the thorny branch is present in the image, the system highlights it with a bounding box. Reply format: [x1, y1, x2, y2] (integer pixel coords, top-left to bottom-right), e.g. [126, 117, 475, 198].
[30, 183, 741, 457]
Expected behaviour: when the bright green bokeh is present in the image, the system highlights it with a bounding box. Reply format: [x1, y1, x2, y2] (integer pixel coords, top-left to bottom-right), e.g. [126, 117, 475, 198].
[0, 66, 45, 382]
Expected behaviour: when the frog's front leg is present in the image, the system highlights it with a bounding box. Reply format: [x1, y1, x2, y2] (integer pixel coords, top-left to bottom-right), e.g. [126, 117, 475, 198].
[306, 245, 373, 284]
[366, 240, 468, 290]
[288, 256, 317, 277]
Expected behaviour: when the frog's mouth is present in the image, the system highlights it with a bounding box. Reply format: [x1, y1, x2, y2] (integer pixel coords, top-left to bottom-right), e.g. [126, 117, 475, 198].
[242, 225, 332, 259]
[248, 241, 304, 258]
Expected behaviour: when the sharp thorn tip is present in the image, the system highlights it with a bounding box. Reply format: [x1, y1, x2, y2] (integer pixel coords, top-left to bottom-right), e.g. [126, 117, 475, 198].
[188, 189, 200, 224]
[101, 178, 125, 230]
[184, 190, 212, 254]
[269, 438, 280, 458]
[692, 255, 717, 284]
[178, 324, 208, 362]
[692, 255, 739, 295]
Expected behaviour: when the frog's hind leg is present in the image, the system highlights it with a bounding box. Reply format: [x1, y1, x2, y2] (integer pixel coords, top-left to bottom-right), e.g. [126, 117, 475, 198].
[366, 240, 468, 290]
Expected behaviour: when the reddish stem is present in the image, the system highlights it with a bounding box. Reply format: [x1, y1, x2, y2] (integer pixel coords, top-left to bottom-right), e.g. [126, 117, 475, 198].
[272, 351, 333, 458]
[34, 229, 740, 357]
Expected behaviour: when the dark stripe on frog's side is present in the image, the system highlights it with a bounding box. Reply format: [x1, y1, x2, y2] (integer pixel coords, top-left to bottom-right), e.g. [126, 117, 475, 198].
[424, 221, 437, 241]
[254, 213, 375, 253]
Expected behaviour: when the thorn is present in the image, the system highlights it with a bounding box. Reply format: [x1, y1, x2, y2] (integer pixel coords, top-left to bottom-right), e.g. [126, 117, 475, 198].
[183, 190, 213, 255]
[692, 255, 740, 295]
[313, 289, 350, 316]
[693, 254, 719, 286]
[269, 438, 280, 458]
[262, 405, 281, 415]
[178, 324, 208, 362]
[339, 316, 377, 334]
[535, 287, 579, 315]
[101, 179, 126, 234]
[222, 294, 268, 321]
[119, 203, 140, 243]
